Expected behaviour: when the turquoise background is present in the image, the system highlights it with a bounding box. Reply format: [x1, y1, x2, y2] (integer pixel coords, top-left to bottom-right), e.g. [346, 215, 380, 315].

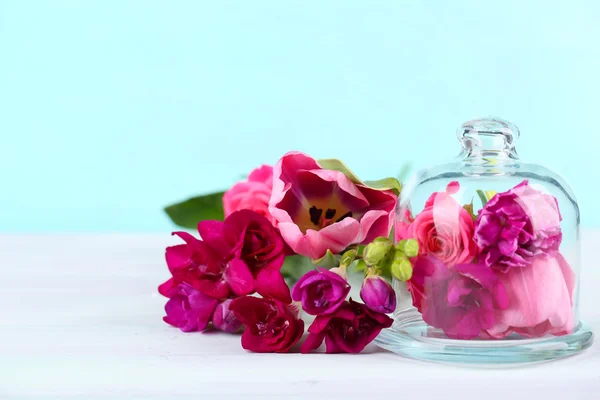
[2, 1, 599, 232]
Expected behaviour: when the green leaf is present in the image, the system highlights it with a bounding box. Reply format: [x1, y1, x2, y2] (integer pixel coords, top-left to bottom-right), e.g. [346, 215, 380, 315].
[317, 158, 363, 184]
[318, 158, 403, 195]
[476, 190, 488, 207]
[354, 259, 368, 273]
[280, 255, 314, 286]
[164, 192, 225, 229]
[312, 249, 340, 269]
[363, 177, 402, 195]
[463, 200, 477, 222]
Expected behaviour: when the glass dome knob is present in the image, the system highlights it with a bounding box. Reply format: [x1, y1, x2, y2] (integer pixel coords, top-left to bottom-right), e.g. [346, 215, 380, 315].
[457, 117, 520, 159]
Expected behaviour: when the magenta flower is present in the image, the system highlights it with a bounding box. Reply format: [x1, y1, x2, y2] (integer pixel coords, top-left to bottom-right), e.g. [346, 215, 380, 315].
[411, 256, 509, 340]
[162, 283, 219, 332]
[269, 152, 397, 259]
[301, 299, 393, 354]
[474, 180, 562, 271]
[360, 275, 396, 314]
[487, 254, 575, 339]
[212, 299, 243, 333]
[291, 268, 350, 315]
[158, 210, 290, 303]
[223, 165, 275, 225]
[230, 296, 304, 353]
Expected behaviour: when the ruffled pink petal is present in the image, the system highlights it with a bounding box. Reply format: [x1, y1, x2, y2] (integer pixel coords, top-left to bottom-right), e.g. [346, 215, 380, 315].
[487, 255, 574, 338]
[247, 164, 273, 184]
[224, 258, 255, 297]
[255, 268, 292, 303]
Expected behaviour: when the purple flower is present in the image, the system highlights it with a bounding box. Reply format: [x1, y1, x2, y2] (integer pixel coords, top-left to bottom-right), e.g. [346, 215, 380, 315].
[163, 283, 219, 332]
[415, 258, 509, 340]
[291, 268, 351, 315]
[212, 299, 243, 333]
[360, 275, 396, 314]
[474, 180, 562, 271]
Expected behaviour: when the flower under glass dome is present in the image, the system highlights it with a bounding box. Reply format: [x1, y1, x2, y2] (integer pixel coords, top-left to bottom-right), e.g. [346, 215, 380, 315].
[375, 117, 593, 364]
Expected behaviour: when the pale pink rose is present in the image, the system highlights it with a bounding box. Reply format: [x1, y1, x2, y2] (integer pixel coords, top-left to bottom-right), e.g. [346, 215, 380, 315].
[223, 165, 275, 224]
[408, 181, 477, 266]
[269, 152, 397, 259]
[486, 253, 575, 338]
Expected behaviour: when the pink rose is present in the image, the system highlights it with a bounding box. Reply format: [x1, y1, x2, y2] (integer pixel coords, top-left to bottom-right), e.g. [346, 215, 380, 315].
[223, 165, 275, 224]
[486, 253, 575, 338]
[269, 152, 397, 259]
[408, 181, 477, 266]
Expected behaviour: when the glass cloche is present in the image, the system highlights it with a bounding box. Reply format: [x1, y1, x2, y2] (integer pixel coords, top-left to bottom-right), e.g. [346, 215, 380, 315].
[375, 117, 593, 364]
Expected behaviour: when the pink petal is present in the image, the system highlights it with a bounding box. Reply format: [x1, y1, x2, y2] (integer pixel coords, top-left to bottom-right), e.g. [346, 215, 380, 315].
[196, 278, 230, 299]
[197, 220, 232, 258]
[488, 255, 574, 337]
[355, 209, 393, 244]
[165, 244, 192, 271]
[306, 314, 332, 334]
[301, 332, 326, 354]
[224, 258, 255, 296]
[255, 268, 292, 303]
[276, 218, 360, 259]
[188, 292, 219, 331]
[298, 169, 369, 209]
[172, 231, 204, 252]
[247, 164, 273, 184]
[158, 278, 176, 297]
[446, 277, 471, 306]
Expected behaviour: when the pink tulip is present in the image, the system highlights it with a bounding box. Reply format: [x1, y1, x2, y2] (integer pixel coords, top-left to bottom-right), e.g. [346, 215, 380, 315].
[269, 152, 397, 259]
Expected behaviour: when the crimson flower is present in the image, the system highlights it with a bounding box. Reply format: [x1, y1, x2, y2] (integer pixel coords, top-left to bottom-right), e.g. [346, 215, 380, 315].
[230, 296, 304, 353]
[158, 210, 290, 302]
[301, 299, 393, 354]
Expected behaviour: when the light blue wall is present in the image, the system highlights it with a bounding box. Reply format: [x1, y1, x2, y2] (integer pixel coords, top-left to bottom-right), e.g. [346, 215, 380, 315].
[2, 1, 599, 232]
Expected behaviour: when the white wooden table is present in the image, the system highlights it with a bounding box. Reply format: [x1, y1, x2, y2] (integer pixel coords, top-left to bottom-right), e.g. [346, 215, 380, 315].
[1, 233, 599, 399]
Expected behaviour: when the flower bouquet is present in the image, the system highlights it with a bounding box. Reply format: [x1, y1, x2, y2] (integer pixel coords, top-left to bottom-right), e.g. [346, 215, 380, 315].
[396, 180, 575, 340]
[159, 151, 410, 353]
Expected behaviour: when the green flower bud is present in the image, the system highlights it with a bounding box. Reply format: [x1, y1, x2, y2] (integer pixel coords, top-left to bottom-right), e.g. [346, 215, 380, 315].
[403, 238, 419, 258]
[364, 238, 393, 266]
[395, 240, 407, 252]
[391, 257, 413, 282]
[340, 249, 358, 268]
